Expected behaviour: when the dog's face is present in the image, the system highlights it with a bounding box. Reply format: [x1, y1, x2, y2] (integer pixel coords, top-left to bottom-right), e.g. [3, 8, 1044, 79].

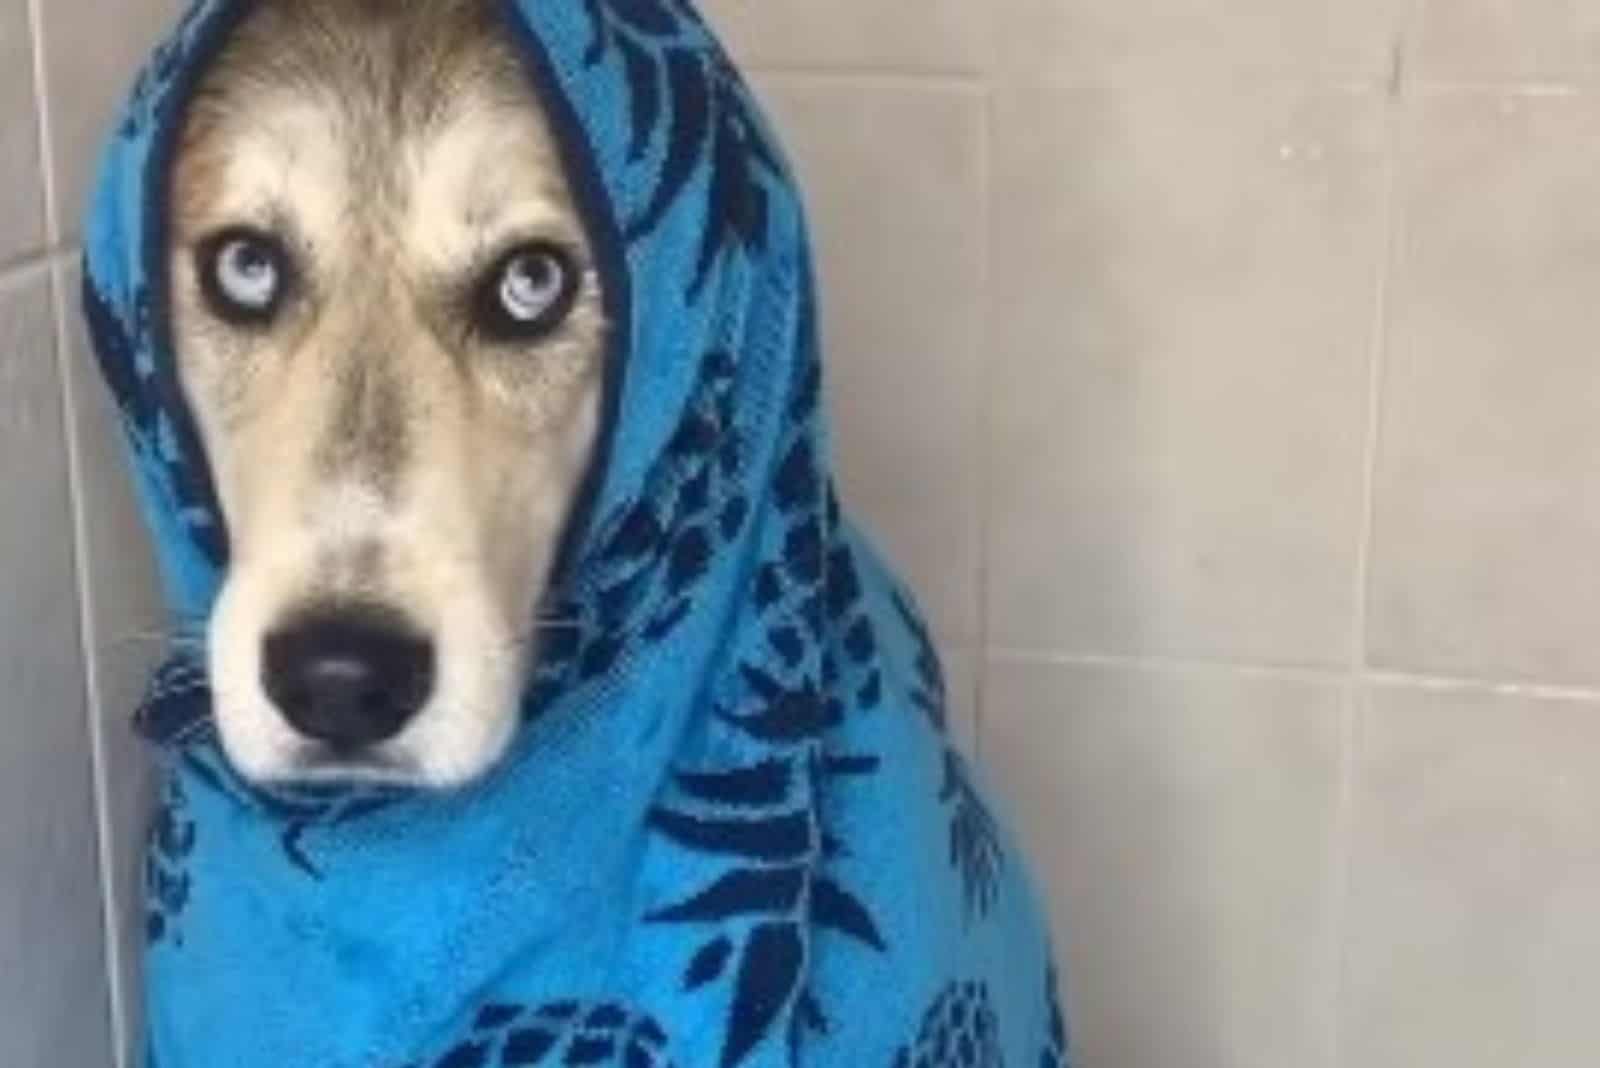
[169, 0, 605, 787]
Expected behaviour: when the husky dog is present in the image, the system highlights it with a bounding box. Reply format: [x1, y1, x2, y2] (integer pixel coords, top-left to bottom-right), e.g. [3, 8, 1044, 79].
[170, 0, 606, 787]
[94, 1, 1065, 1064]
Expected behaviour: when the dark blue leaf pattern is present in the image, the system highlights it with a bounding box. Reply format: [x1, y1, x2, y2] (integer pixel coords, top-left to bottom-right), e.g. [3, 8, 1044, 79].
[615, 36, 663, 161]
[645, 867, 807, 923]
[721, 686, 840, 744]
[942, 751, 1004, 925]
[811, 878, 886, 951]
[676, 760, 792, 807]
[790, 991, 830, 1064]
[581, 0, 787, 297]
[140, 697, 409, 883]
[646, 705, 886, 1068]
[893, 590, 1007, 923]
[643, 600, 693, 643]
[439, 1043, 489, 1068]
[647, 808, 813, 862]
[528, 348, 746, 719]
[604, 505, 664, 562]
[684, 937, 735, 991]
[632, 340, 912, 1065]
[145, 774, 197, 946]
[893, 591, 948, 734]
[83, 267, 225, 564]
[636, 46, 709, 242]
[478, 1005, 524, 1031]
[722, 922, 804, 1068]
[417, 1001, 675, 1068]
[784, 524, 823, 583]
[769, 624, 806, 667]
[610, 0, 680, 37]
[892, 983, 1005, 1068]
[668, 527, 712, 592]
[1037, 965, 1070, 1068]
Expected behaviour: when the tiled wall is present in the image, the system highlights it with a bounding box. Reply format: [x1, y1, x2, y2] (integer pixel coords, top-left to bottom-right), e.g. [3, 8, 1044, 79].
[716, 2, 1600, 1066]
[2, 0, 180, 1064]
[5, 1, 1600, 1066]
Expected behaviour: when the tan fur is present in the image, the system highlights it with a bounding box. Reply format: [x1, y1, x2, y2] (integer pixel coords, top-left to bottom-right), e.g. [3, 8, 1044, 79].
[170, 0, 606, 786]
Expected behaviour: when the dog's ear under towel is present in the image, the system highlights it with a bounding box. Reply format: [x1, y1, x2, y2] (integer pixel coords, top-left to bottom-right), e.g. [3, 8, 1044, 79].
[82, 2, 1066, 1065]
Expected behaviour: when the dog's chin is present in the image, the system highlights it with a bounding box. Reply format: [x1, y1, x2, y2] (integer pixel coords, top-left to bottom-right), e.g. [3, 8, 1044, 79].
[210, 688, 523, 791]
[208, 543, 537, 783]
[207, 579, 530, 791]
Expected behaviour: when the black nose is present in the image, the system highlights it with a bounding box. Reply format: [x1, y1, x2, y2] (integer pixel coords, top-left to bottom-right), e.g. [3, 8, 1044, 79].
[262, 608, 435, 751]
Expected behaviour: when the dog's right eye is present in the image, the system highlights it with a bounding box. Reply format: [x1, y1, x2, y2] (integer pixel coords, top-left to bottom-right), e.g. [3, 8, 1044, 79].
[197, 228, 290, 326]
[473, 242, 579, 344]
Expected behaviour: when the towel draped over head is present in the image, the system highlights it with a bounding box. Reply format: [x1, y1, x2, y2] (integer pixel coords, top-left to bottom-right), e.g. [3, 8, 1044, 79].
[82, 2, 1065, 1065]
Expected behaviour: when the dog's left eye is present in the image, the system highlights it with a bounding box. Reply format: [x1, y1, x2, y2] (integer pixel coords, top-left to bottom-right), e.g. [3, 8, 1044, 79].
[198, 228, 289, 325]
[476, 243, 578, 342]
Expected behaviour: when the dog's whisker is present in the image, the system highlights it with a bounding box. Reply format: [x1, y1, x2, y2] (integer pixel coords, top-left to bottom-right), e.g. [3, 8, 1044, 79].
[110, 629, 207, 650]
[502, 622, 585, 650]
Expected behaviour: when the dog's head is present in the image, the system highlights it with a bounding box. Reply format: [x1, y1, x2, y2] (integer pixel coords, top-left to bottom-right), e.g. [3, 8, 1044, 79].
[168, 0, 606, 787]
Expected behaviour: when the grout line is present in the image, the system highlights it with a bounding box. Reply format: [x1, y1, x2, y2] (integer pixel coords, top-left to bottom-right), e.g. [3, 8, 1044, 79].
[0, 255, 52, 292]
[988, 646, 1355, 684]
[1362, 669, 1600, 704]
[971, 73, 994, 758]
[0, 244, 57, 277]
[1410, 79, 1585, 96]
[47, 253, 135, 1068]
[953, 75, 1393, 96]
[1350, 20, 1411, 678]
[749, 67, 985, 91]
[25, 0, 61, 245]
[1334, 5, 1426, 1062]
[738, 47, 1591, 94]
[52, 258, 134, 1068]
[0, 239, 83, 277]
[1327, 684, 1365, 1068]
[26, 1, 129, 1063]
[1332, 7, 1423, 1063]
[985, 646, 1600, 705]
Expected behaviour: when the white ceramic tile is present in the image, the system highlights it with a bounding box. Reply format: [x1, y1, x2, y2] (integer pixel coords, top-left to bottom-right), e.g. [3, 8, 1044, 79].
[1414, 0, 1600, 85]
[36, 0, 182, 242]
[989, 88, 1384, 666]
[0, 0, 45, 261]
[995, 0, 1400, 87]
[755, 80, 985, 643]
[1342, 683, 1600, 1068]
[1370, 93, 1600, 686]
[984, 658, 1346, 1068]
[59, 259, 164, 1068]
[700, 0, 985, 74]
[0, 265, 114, 1067]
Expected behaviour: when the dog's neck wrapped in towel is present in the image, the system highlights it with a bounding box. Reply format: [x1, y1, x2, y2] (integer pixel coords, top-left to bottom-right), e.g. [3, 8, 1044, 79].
[82, 2, 1066, 1066]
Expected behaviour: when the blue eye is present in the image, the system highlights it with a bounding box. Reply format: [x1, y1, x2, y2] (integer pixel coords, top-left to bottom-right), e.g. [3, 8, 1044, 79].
[199, 227, 290, 325]
[477, 243, 579, 342]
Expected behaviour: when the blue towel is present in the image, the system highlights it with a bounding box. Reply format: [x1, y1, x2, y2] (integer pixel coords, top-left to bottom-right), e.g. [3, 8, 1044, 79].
[82, 2, 1067, 1066]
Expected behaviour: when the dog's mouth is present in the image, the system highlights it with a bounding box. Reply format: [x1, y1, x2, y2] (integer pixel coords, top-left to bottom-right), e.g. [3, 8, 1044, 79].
[284, 742, 418, 784]
[209, 566, 535, 789]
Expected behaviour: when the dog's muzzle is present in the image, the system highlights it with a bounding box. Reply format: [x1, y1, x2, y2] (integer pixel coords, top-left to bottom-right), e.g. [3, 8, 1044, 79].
[262, 605, 435, 752]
